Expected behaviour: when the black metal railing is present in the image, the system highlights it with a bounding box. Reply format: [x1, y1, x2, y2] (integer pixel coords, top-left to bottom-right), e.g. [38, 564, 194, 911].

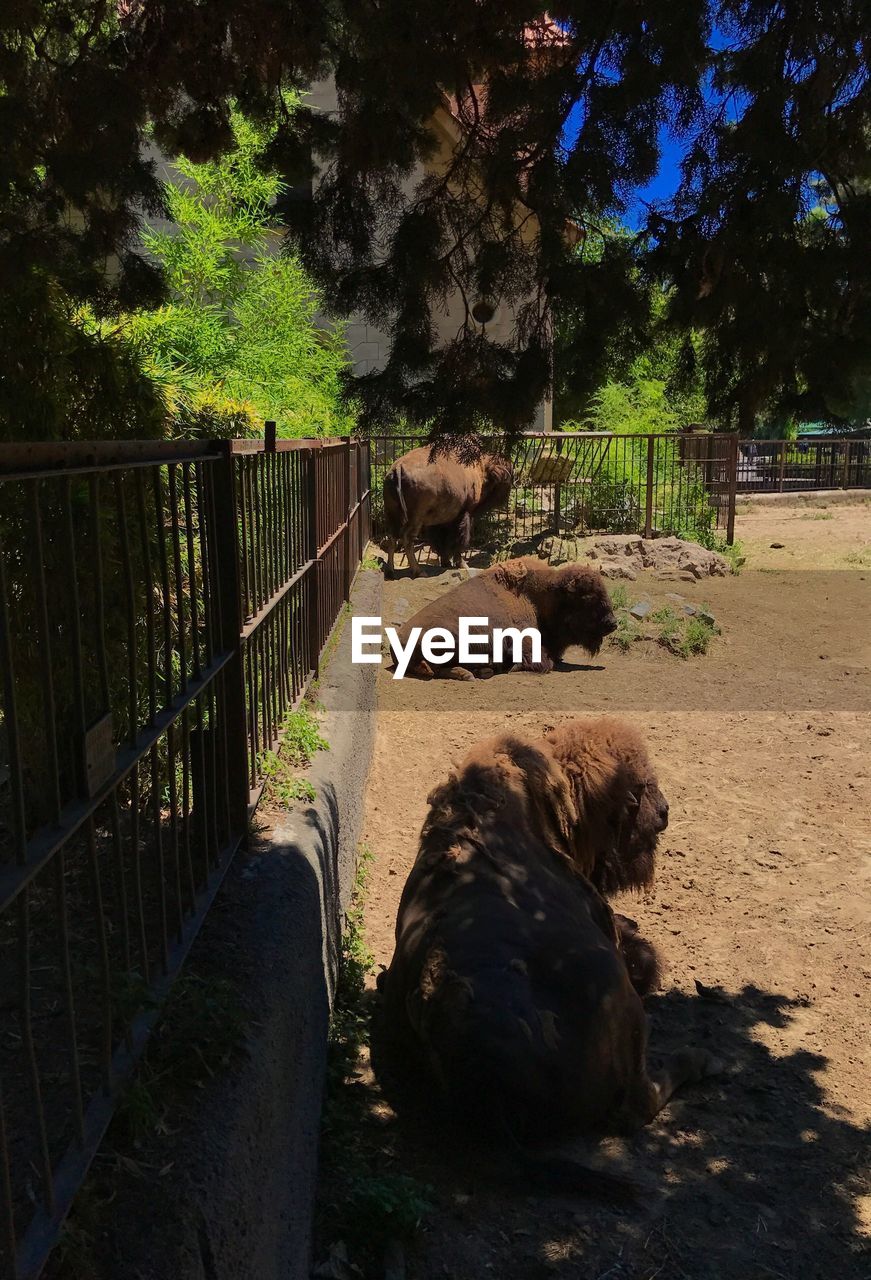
[735, 437, 871, 492]
[0, 433, 370, 1280]
[369, 431, 739, 552]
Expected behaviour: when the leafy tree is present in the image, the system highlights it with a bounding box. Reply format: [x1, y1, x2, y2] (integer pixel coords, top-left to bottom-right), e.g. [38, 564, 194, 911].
[119, 110, 354, 437]
[2, 2, 870, 439]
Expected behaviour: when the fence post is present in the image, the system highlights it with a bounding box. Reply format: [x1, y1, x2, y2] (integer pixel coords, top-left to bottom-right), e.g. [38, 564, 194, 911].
[306, 448, 320, 680]
[842, 440, 851, 490]
[644, 435, 655, 538]
[344, 437, 353, 601]
[778, 441, 786, 492]
[726, 433, 739, 545]
[208, 441, 251, 835]
[553, 434, 564, 533]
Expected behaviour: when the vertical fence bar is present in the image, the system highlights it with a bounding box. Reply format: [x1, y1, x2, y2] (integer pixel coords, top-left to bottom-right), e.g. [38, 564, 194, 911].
[207, 444, 250, 836]
[726, 433, 739, 545]
[0, 1078, 16, 1280]
[644, 435, 655, 538]
[307, 449, 320, 680]
[0, 529, 27, 866]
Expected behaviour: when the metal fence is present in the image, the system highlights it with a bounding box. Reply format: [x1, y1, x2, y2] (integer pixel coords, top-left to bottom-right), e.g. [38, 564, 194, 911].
[736, 437, 871, 492]
[0, 433, 370, 1280]
[370, 431, 739, 551]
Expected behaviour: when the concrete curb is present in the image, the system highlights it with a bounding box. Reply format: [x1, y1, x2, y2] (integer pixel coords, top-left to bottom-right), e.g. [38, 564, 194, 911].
[736, 488, 870, 508]
[102, 570, 383, 1280]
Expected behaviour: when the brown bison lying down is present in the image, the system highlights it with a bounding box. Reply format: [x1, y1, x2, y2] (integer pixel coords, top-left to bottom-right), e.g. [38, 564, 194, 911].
[379, 718, 720, 1194]
[383, 444, 512, 578]
[394, 557, 617, 678]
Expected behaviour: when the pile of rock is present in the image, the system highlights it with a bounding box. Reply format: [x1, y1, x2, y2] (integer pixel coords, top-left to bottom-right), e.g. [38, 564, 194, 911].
[538, 533, 732, 581]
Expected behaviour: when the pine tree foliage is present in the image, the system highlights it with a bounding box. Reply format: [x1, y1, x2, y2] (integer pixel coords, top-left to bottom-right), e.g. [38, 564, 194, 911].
[1, 2, 869, 438]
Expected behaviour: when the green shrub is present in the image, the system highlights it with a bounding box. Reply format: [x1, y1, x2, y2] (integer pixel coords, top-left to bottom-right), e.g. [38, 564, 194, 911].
[122, 104, 354, 438]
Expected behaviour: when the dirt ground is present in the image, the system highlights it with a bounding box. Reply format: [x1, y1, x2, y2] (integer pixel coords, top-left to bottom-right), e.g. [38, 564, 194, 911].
[350, 498, 871, 1280]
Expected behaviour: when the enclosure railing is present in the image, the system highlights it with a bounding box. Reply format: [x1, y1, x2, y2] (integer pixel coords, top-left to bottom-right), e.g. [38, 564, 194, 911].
[0, 432, 370, 1280]
[370, 431, 739, 548]
[735, 437, 871, 493]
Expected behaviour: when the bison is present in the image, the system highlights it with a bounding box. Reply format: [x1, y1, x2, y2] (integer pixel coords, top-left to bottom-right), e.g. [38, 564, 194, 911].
[393, 556, 618, 678]
[383, 444, 513, 578]
[378, 717, 720, 1196]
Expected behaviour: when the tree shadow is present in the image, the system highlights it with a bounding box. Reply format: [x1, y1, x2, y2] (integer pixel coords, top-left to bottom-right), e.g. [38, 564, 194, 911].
[366, 980, 870, 1279]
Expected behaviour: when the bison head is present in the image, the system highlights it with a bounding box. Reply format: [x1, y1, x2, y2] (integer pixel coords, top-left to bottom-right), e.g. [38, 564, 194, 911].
[478, 456, 514, 513]
[552, 564, 618, 656]
[544, 717, 667, 895]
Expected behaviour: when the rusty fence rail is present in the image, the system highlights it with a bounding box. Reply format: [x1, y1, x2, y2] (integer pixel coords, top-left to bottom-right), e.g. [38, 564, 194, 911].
[0, 432, 370, 1280]
[370, 431, 739, 550]
[736, 437, 871, 493]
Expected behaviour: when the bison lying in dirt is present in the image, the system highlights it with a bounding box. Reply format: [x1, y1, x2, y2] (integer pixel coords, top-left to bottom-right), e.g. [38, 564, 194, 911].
[378, 718, 720, 1195]
[393, 557, 618, 678]
[383, 444, 512, 578]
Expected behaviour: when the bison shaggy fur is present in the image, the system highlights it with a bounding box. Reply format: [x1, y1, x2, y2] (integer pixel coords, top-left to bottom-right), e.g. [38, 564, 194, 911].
[383, 444, 512, 578]
[379, 717, 720, 1165]
[394, 556, 618, 678]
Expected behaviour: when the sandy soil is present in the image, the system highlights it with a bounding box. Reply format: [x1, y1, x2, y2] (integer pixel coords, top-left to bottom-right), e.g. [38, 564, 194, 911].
[348, 503, 871, 1280]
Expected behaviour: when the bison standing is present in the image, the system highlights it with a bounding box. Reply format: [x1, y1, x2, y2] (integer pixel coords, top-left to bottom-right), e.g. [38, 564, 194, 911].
[382, 444, 512, 578]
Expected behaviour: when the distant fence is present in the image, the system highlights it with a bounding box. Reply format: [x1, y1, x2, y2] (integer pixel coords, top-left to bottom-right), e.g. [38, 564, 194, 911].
[736, 437, 871, 493]
[370, 431, 739, 547]
[0, 433, 370, 1279]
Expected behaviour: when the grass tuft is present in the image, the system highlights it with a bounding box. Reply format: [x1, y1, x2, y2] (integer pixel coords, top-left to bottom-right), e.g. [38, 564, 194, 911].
[259, 702, 328, 808]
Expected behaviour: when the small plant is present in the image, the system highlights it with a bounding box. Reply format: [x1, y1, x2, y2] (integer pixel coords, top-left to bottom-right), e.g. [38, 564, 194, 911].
[651, 605, 681, 644]
[612, 613, 641, 651]
[282, 705, 329, 767]
[360, 553, 383, 571]
[609, 582, 630, 609]
[658, 612, 718, 658]
[259, 702, 328, 808]
[679, 616, 717, 657]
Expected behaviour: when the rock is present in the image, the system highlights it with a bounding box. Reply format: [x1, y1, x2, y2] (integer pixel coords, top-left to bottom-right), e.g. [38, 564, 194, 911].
[598, 562, 637, 580]
[629, 601, 652, 620]
[595, 535, 644, 558]
[697, 610, 716, 627]
[770, 542, 785, 549]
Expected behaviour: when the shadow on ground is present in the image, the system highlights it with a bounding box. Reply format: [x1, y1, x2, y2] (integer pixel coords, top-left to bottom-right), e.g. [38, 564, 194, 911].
[354, 979, 869, 1280]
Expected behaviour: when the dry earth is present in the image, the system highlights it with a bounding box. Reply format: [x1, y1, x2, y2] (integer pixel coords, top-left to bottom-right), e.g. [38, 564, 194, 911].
[338, 499, 871, 1280]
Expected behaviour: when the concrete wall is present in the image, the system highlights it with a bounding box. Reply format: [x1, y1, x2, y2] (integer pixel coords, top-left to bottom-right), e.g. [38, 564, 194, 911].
[98, 571, 382, 1280]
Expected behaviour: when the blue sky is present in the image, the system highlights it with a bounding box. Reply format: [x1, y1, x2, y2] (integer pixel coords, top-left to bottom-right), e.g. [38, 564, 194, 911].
[627, 127, 684, 227]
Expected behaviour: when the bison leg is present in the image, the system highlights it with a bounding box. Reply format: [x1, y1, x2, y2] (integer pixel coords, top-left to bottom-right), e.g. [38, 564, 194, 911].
[454, 511, 473, 568]
[614, 915, 661, 997]
[632, 1049, 723, 1126]
[385, 534, 397, 579]
[402, 528, 421, 578]
[508, 640, 555, 675]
